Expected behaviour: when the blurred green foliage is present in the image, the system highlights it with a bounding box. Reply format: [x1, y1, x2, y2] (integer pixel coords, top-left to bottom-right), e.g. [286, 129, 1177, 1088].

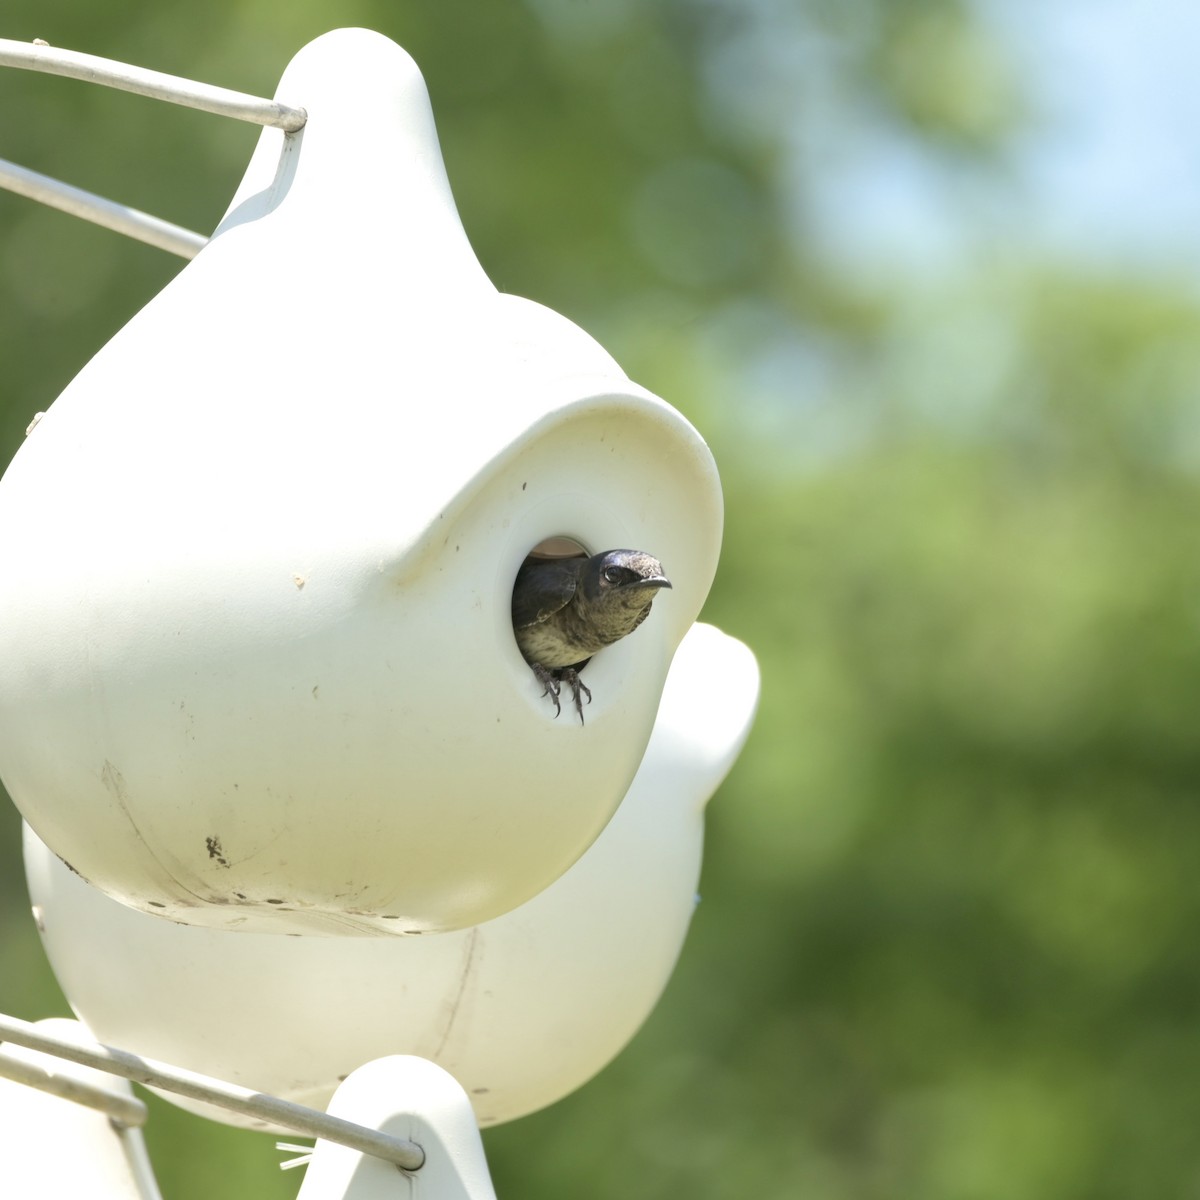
[2, 1, 1199, 1197]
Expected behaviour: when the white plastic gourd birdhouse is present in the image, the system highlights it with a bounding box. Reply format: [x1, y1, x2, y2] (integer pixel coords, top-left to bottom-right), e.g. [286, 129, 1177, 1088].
[24, 623, 759, 1127]
[0, 29, 723, 935]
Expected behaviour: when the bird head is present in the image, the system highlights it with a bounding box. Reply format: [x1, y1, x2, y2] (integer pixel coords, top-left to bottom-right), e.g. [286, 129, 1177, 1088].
[584, 549, 672, 609]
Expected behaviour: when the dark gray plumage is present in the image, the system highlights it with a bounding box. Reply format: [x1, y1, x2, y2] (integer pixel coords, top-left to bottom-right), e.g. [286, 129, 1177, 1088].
[512, 548, 672, 722]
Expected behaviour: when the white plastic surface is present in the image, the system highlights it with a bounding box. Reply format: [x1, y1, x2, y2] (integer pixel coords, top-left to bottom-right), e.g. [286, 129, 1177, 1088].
[0, 28, 722, 935]
[0, 1019, 161, 1200]
[26, 623, 759, 1127]
[295, 1057, 497, 1200]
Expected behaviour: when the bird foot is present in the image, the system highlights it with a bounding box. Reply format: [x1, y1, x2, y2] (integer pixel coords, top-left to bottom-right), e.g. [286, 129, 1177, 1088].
[530, 663, 591, 725]
[531, 662, 562, 717]
[561, 667, 592, 724]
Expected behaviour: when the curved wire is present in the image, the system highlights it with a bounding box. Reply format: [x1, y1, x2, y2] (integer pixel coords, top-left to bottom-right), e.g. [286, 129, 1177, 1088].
[0, 36, 310, 255]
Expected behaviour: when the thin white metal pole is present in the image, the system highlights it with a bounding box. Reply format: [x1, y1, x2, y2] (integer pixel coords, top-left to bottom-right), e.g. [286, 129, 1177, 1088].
[0, 1014, 426, 1172]
[0, 38, 306, 130]
[0, 1049, 149, 1127]
[0, 157, 207, 258]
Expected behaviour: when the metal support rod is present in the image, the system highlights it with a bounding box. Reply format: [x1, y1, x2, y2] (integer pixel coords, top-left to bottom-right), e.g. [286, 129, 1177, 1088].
[0, 1014, 426, 1172]
[0, 38, 307, 130]
[0, 157, 207, 258]
[0, 36, 293, 255]
[0, 1048, 149, 1127]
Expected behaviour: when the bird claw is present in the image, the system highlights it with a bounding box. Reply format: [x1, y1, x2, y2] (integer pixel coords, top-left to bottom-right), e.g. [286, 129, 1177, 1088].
[531, 662, 562, 718]
[530, 663, 591, 725]
[560, 668, 591, 724]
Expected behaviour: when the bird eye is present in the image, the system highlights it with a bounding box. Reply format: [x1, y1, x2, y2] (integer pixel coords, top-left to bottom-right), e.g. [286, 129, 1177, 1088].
[603, 566, 624, 584]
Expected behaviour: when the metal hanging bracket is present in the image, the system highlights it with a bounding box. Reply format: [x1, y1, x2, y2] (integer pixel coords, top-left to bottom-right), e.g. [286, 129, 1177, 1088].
[0, 36, 308, 256]
[0, 1013, 425, 1172]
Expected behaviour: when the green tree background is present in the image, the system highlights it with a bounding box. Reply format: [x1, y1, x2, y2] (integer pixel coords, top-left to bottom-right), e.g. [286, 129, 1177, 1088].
[3, 2, 1199, 1197]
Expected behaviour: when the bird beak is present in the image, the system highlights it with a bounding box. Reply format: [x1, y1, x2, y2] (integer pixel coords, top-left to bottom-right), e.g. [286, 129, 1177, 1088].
[640, 575, 672, 591]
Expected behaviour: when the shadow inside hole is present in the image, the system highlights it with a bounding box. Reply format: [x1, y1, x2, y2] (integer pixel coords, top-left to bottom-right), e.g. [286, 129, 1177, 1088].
[521, 535, 589, 563]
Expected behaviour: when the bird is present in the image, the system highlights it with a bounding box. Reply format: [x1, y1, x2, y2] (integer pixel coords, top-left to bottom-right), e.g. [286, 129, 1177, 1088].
[512, 548, 672, 723]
